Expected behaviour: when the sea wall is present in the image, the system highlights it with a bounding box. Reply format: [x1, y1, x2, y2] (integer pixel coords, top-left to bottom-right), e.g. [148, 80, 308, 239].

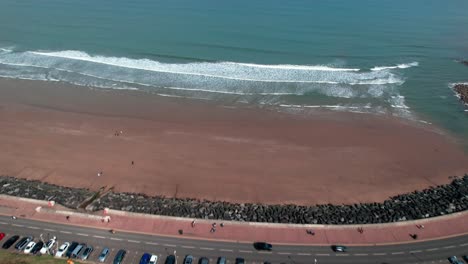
[1, 175, 467, 225]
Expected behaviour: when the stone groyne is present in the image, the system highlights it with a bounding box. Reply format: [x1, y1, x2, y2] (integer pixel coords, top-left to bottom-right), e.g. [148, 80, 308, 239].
[1, 175, 467, 225]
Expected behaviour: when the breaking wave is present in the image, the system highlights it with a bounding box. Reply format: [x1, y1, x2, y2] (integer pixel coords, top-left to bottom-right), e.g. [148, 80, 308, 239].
[0, 47, 415, 116]
[371, 62, 419, 71]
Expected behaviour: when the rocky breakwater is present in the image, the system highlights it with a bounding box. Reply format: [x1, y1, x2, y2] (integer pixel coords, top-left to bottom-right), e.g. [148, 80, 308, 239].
[0, 176, 92, 208]
[93, 175, 468, 224]
[453, 83, 468, 106]
[1, 174, 467, 225]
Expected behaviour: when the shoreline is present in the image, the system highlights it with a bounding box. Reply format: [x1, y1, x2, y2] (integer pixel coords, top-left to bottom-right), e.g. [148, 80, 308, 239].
[0, 78, 468, 205]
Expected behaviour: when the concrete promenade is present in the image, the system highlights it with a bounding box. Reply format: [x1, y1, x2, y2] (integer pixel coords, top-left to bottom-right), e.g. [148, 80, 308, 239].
[0, 194, 467, 246]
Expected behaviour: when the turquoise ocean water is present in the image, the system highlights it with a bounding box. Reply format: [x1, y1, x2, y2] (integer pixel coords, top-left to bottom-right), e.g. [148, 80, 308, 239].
[0, 0, 467, 137]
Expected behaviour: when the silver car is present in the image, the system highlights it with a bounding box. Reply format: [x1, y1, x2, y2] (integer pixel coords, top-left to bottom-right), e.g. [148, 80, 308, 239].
[98, 247, 110, 262]
[80, 245, 93, 260]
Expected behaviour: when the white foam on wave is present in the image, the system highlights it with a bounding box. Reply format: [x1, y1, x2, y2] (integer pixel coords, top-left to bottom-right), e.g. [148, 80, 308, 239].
[235, 62, 360, 72]
[371, 62, 419, 71]
[22, 50, 399, 85]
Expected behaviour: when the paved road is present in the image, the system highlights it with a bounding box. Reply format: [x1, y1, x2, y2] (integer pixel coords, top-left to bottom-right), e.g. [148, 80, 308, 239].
[0, 215, 467, 264]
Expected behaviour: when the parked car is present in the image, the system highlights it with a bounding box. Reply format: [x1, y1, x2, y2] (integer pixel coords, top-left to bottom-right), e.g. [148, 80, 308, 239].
[463, 255, 468, 262]
[165, 254, 176, 264]
[253, 242, 273, 251]
[235, 258, 245, 264]
[0, 233, 5, 241]
[331, 245, 347, 252]
[199, 257, 209, 264]
[30, 241, 44, 254]
[71, 243, 86, 258]
[80, 245, 94, 260]
[149, 255, 158, 264]
[55, 242, 70, 258]
[98, 248, 110, 262]
[184, 255, 194, 264]
[23, 241, 36, 254]
[113, 249, 127, 264]
[40, 237, 56, 254]
[65, 242, 79, 258]
[2, 235, 19, 249]
[15, 236, 32, 250]
[140, 253, 151, 264]
[217, 257, 226, 264]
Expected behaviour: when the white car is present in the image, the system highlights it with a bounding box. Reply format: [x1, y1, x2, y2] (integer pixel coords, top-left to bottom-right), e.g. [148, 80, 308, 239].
[23, 241, 36, 254]
[40, 238, 56, 254]
[149, 255, 158, 264]
[55, 242, 70, 258]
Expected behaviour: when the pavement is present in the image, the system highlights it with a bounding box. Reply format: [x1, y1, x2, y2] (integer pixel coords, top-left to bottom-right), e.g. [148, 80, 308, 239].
[0, 194, 468, 246]
[1, 213, 468, 263]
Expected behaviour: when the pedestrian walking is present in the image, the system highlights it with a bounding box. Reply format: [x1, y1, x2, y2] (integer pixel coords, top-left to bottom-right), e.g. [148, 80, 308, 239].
[191, 220, 196, 228]
[66, 215, 70, 221]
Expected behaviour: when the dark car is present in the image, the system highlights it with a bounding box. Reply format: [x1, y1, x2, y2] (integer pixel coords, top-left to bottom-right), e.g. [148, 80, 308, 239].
[140, 253, 151, 264]
[463, 255, 468, 262]
[253, 242, 273, 251]
[184, 255, 194, 264]
[199, 257, 209, 264]
[15, 236, 32, 250]
[30, 241, 44, 254]
[113, 249, 127, 264]
[65, 242, 79, 258]
[165, 254, 176, 264]
[235, 258, 245, 264]
[217, 257, 226, 264]
[2, 235, 19, 249]
[331, 245, 347, 252]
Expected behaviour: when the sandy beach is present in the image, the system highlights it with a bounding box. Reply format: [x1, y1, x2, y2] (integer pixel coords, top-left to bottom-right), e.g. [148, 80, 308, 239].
[0, 78, 467, 205]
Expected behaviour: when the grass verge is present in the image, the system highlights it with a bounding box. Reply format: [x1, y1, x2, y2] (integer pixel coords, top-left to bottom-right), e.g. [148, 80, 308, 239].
[0, 250, 83, 264]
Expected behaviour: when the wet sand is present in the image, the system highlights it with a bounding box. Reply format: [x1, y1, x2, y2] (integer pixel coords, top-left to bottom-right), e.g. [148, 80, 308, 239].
[0, 78, 467, 205]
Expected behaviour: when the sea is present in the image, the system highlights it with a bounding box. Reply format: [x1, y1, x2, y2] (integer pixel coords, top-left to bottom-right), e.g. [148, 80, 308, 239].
[0, 0, 467, 138]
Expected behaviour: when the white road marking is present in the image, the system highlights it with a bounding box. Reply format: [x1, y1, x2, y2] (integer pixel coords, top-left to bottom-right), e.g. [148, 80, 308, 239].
[27, 226, 39, 229]
[0, 222, 8, 225]
[444, 245, 455, 249]
[239, 250, 253, 253]
[60, 230, 72, 234]
[297, 253, 311, 256]
[426, 248, 439, 251]
[163, 244, 176, 247]
[277, 252, 291, 255]
[258, 251, 272, 254]
[316, 253, 330, 256]
[127, 240, 140, 244]
[353, 253, 369, 256]
[373, 253, 387, 256]
[220, 249, 233, 252]
[182, 246, 195, 249]
[392, 252, 404, 255]
[460, 243, 468, 247]
[336, 254, 349, 256]
[409, 250, 422, 254]
[12, 224, 23, 227]
[44, 228, 55, 232]
[110, 238, 123, 241]
[145, 242, 159, 246]
[93, 235, 106, 239]
[200, 247, 214, 251]
[76, 233, 89, 237]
